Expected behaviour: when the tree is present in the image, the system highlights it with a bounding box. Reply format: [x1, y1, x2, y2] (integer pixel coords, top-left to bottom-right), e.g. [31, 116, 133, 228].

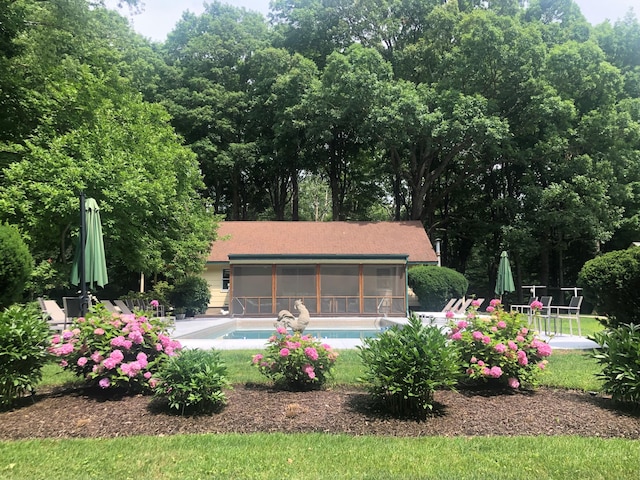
[0, 224, 33, 308]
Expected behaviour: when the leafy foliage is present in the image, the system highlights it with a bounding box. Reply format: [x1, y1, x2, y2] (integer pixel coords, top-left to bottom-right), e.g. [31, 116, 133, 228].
[169, 275, 211, 316]
[408, 265, 468, 311]
[578, 248, 640, 327]
[0, 304, 50, 407]
[48, 308, 181, 392]
[448, 300, 551, 390]
[0, 224, 33, 309]
[154, 348, 231, 415]
[591, 323, 640, 406]
[252, 329, 339, 390]
[357, 315, 459, 417]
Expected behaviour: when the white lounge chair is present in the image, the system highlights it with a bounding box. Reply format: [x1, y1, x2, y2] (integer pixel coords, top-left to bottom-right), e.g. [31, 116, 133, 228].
[39, 299, 68, 331]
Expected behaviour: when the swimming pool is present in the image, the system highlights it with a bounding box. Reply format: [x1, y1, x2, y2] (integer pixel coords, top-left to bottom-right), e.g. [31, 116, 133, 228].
[174, 318, 401, 341]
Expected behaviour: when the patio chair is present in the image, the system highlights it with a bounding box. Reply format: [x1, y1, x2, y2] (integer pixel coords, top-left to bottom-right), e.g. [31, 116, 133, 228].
[535, 296, 553, 334]
[441, 298, 458, 312]
[451, 297, 473, 314]
[98, 299, 120, 314]
[552, 296, 583, 336]
[113, 300, 133, 315]
[40, 298, 68, 331]
[510, 297, 538, 315]
[62, 296, 84, 325]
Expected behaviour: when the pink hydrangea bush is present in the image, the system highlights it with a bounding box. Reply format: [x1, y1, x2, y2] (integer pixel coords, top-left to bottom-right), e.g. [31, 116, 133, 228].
[447, 299, 551, 390]
[48, 308, 181, 392]
[252, 327, 339, 390]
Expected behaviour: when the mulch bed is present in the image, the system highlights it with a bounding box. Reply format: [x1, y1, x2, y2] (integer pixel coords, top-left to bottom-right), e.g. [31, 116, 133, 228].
[2, 384, 640, 440]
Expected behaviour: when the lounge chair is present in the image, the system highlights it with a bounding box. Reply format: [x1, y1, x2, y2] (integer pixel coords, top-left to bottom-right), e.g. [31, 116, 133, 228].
[113, 300, 133, 315]
[40, 299, 68, 331]
[552, 296, 583, 336]
[451, 297, 473, 313]
[99, 300, 120, 314]
[441, 298, 458, 312]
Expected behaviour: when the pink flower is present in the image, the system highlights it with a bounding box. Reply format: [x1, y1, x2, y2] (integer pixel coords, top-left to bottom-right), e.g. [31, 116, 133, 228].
[472, 331, 483, 341]
[489, 299, 501, 307]
[94, 328, 105, 336]
[303, 364, 316, 379]
[450, 331, 462, 341]
[445, 310, 455, 319]
[536, 342, 552, 357]
[144, 371, 152, 379]
[150, 300, 159, 308]
[149, 378, 159, 389]
[508, 377, 520, 389]
[489, 366, 503, 378]
[59, 360, 68, 367]
[276, 327, 287, 334]
[279, 348, 290, 357]
[128, 330, 144, 344]
[508, 341, 518, 351]
[305, 347, 319, 361]
[517, 350, 528, 366]
[62, 330, 74, 340]
[520, 327, 529, 335]
[482, 335, 491, 344]
[456, 320, 468, 329]
[538, 362, 547, 370]
[482, 367, 491, 376]
[470, 356, 477, 363]
[516, 335, 525, 342]
[77, 357, 88, 367]
[494, 343, 506, 353]
[471, 299, 481, 307]
[287, 341, 301, 349]
[530, 300, 544, 310]
[51, 334, 61, 345]
[496, 321, 507, 329]
[486, 306, 495, 313]
[491, 326, 498, 333]
[252, 353, 264, 364]
[91, 351, 103, 363]
[477, 360, 485, 366]
[109, 349, 124, 363]
[103, 358, 117, 369]
[136, 352, 148, 368]
[98, 377, 110, 389]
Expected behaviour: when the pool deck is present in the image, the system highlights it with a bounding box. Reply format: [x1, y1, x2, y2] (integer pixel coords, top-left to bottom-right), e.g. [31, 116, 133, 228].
[170, 315, 599, 351]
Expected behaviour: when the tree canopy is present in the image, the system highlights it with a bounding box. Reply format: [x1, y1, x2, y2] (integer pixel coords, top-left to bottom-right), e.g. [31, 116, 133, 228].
[2, 0, 640, 300]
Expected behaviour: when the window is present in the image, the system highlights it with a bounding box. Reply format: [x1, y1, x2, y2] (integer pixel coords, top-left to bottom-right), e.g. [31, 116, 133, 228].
[222, 268, 230, 291]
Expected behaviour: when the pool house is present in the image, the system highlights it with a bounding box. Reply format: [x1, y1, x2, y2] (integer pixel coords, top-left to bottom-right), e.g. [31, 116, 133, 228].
[203, 221, 437, 317]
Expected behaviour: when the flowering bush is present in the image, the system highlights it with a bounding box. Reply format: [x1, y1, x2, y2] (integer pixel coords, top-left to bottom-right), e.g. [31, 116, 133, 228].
[448, 299, 552, 390]
[48, 306, 181, 392]
[252, 327, 339, 390]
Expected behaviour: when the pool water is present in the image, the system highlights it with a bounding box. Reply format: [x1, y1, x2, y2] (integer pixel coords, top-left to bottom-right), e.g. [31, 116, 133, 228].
[219, 328, 389, 340]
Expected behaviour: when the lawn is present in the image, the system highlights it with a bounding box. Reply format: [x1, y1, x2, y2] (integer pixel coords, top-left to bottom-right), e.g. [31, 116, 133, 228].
[3, 345, 631, 479]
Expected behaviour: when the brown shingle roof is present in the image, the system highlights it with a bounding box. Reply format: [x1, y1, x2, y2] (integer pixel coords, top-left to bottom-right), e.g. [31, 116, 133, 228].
[207, 221, 436, 264]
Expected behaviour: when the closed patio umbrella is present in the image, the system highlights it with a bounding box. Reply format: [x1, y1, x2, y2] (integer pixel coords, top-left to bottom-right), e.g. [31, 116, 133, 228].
[71, 195, 108, 315]
[495, 251, 515, 299]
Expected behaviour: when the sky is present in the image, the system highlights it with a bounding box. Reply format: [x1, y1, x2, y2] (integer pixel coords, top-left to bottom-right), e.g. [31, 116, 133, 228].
[106, 0, 638, 43]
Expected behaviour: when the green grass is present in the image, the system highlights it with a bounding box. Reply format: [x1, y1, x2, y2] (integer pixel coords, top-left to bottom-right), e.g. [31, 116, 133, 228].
[20, 344, 631, 480]
[2, 434, 639, 479]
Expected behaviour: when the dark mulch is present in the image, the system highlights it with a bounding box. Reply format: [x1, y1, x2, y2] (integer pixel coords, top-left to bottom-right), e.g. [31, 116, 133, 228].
[2, 384, 640, 440]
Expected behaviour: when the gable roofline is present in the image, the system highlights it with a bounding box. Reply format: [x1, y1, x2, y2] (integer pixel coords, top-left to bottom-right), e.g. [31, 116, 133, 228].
[208, 221, 437, 264]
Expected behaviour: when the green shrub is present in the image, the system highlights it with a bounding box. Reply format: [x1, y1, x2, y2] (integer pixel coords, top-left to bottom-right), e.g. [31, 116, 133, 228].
[591, 324, 640, 406]
[449, 300, 551, 390]
[578, 248, 640, 327]
[408, 265, 468, 311]
[154, 348, 231, 415]
[252, 329, 339, 391]
[0, 224, 34, 309]
[48, 309, 181, 392]
[357, 314, 459, 417]
[169, 275, 210, 316]
[0, 304, 50, 407]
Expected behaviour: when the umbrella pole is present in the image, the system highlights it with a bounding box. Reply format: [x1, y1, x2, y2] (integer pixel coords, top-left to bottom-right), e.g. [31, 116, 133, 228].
[79, 192, 89, 316]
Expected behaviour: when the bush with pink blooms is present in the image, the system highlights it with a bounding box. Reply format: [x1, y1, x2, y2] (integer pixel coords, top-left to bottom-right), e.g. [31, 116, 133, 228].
[48, 307, 181, 392]
[448, 299, 552, 390]
[252, 327, 339, 390]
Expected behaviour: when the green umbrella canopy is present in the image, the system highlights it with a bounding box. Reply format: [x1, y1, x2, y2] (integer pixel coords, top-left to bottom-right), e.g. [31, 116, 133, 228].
[495, 250, 515, 297]
[71, 198, 108, 289]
